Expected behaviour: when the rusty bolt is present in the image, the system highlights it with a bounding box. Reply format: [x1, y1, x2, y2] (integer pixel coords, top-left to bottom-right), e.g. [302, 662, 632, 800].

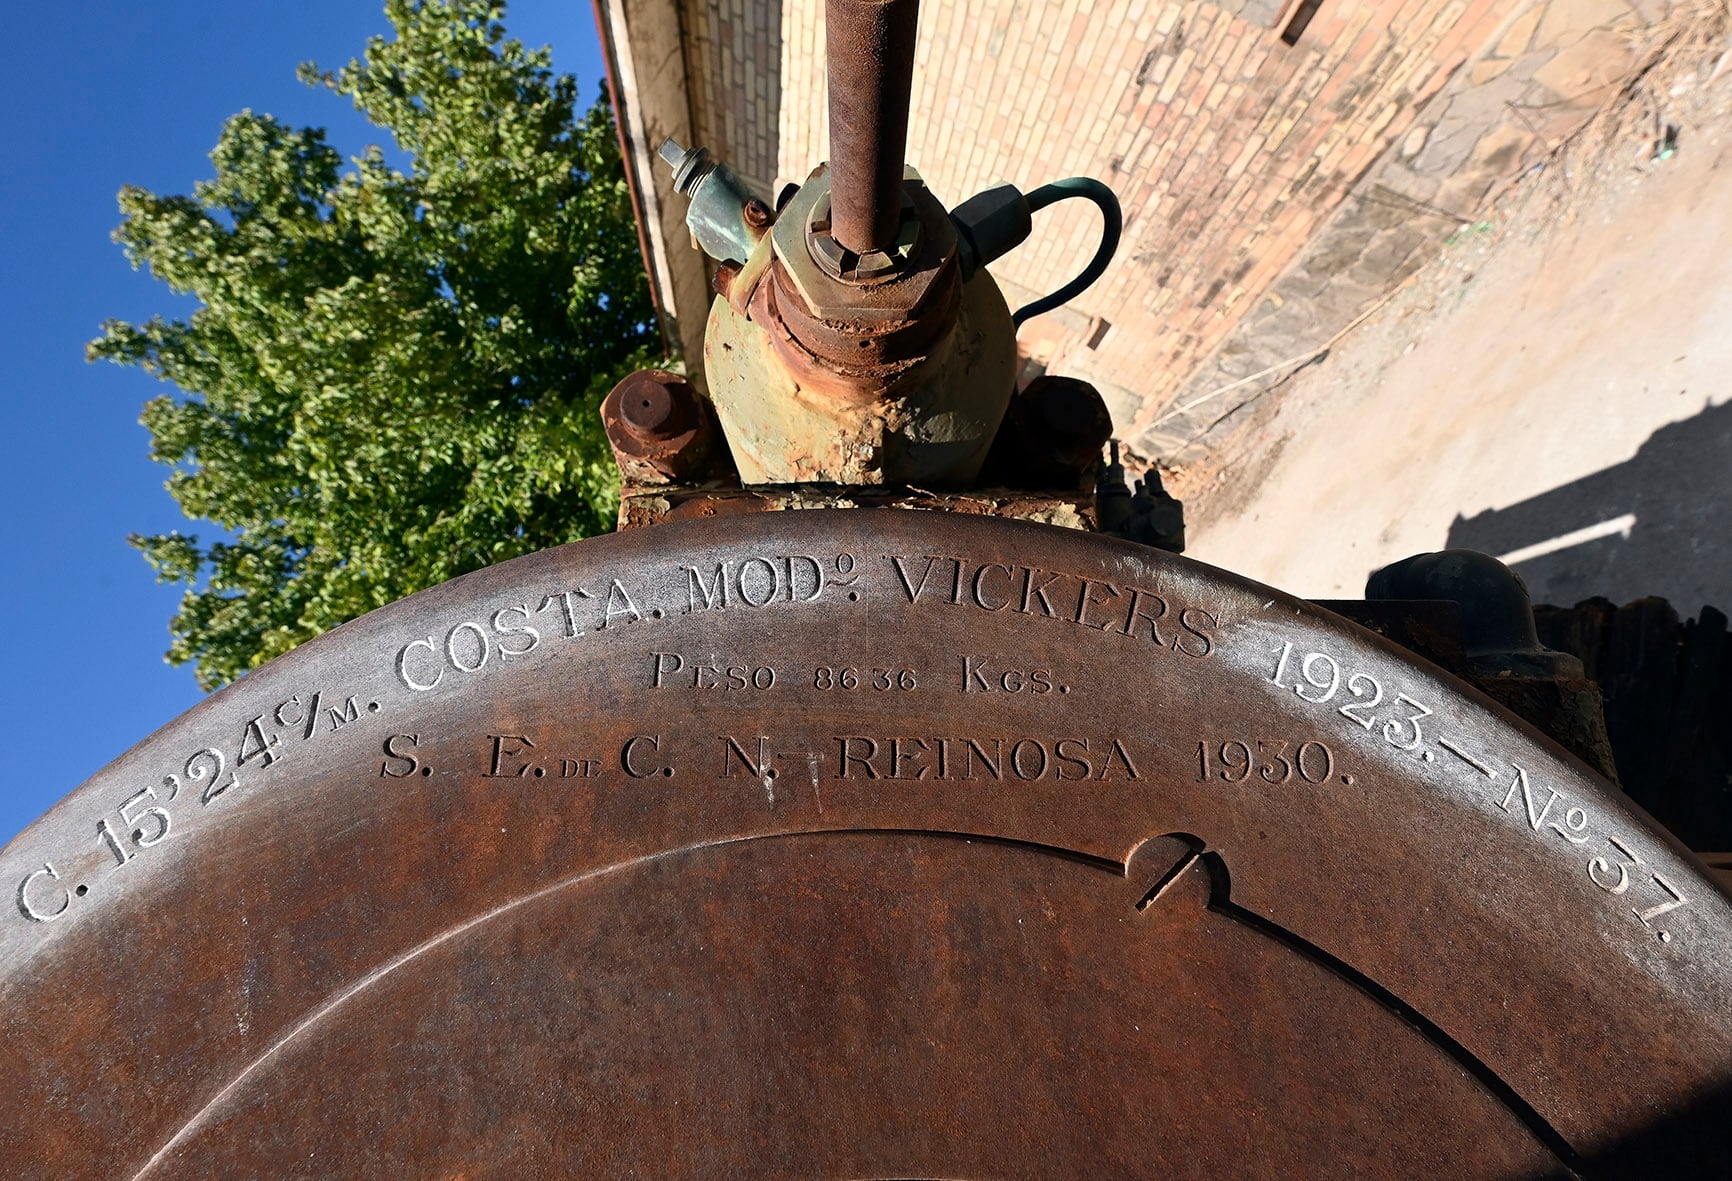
[619, 374, 694, 443]
[743, 198, 775, 232]
[713, 260, 743, 302]
[982, 375, 1114, 490]
[1024, 377, 1112, 457]
[602, 369, 717, 483]
[950, 182, 1033, 279]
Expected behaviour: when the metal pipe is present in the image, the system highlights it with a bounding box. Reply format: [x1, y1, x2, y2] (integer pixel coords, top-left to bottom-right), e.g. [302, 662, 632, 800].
[825, 0, 920, 256]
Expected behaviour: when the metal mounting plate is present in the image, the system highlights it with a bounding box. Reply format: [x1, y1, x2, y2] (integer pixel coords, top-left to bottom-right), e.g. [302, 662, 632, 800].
[4, 512, 1729, 1177]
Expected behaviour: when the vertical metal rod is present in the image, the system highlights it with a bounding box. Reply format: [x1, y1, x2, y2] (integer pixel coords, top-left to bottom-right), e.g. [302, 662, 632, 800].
[825, 0, 920, 256]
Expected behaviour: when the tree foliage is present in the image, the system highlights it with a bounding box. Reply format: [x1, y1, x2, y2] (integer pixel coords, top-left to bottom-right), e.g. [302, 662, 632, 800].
[91, 0, 657, 689]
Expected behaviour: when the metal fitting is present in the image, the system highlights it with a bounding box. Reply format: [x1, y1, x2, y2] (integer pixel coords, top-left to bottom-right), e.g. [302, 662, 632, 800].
[1125, 469, 1186, 553]
[1363, 549, 1616, 779]
[983, 376, 1113, 492]
[602, 369, 720, 484]
[1367, 551, 1582, 678]
[949, 182, 1033, 280]
[771, 170, 957, 325]
[761, 167, 962, 378]
[658, 138, 769, 265]
[807, 190, 922, 283]
[743, 198, 775, 231]
[713, 260, 744, 302]
[1091, 441, 1184, 552]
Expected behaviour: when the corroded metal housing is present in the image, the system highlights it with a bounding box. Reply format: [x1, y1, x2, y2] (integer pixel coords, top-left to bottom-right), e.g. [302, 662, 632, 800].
[704, 248, 1015, 485]
[7, 513, 1731, 1176]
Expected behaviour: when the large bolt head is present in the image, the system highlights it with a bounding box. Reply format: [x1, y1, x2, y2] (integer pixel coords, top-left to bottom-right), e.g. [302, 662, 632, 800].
[618, 374, 692, 442]
[602, 369, 715, 482]
[981, 375, 1114, 490]
[771, 167, 959, 326]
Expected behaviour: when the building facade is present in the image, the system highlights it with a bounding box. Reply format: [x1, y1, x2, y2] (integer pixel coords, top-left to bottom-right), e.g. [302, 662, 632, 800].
[596, 0, 1657, 460]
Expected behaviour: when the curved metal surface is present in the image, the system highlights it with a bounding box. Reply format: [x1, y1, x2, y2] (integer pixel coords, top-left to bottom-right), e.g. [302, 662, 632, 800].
[3, 511, 1729, 1178]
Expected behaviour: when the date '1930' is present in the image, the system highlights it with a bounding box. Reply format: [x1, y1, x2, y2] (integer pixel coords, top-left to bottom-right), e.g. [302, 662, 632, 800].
[1196, 739, 1338, 785]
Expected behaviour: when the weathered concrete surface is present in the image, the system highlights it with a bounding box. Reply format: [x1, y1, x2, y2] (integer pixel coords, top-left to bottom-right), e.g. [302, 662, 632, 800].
[1137, 0, 1662, 458]
[1185, 87, 1732, 616]
[595, 0, 713, 379]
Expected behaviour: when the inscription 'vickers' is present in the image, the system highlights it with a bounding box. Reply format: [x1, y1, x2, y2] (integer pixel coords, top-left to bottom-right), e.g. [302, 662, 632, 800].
[887, 554, 1216, 657]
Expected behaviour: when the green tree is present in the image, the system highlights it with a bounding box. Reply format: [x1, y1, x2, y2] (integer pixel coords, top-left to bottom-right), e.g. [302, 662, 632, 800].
[90, 0, 657, 690]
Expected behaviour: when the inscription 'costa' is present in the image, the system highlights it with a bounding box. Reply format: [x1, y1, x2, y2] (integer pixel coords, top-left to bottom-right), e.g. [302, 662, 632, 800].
[393, 581, 644, 691]
[887, 554, 1216, 657]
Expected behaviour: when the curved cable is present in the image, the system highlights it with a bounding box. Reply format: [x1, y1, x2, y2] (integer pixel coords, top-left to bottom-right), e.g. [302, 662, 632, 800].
[1011, 177, 1123, 327]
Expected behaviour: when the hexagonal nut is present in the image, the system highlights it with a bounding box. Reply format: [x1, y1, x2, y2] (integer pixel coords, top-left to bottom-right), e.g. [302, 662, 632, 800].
[806, 191, 922, 283]
[949, 183, 1032, 275]
[772, 169, 958, 325]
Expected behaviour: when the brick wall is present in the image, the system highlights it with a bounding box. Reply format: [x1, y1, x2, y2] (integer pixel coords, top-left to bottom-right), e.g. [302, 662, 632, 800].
[1138, 0, 1665, 458]
[639, 0, 1654, 450]
[681, 0, 783, 194]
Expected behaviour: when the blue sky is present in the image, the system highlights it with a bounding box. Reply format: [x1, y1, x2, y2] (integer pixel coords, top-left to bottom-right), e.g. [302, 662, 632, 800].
[0, 1, 606, 845]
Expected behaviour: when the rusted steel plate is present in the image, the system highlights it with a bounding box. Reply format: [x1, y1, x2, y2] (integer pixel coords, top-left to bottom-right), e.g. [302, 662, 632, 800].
[3, 511, 1729, 1177]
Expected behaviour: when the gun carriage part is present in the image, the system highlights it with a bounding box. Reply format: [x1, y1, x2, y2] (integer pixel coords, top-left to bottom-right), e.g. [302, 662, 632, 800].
[600, 368, 723, 485]
[5, 513, 1731, 1177]
[646, 0, 1123, 492]
[12, 1, 1725, 1175]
